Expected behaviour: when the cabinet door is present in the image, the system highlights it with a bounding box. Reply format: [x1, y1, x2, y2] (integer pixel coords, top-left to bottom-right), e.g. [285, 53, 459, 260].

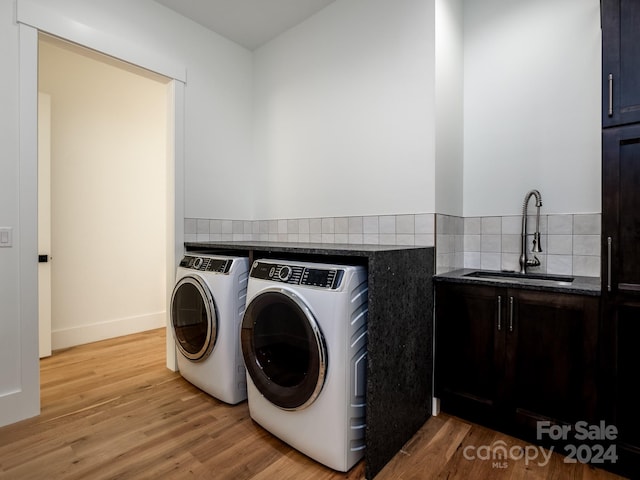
[602, 125, 640, 296]
[505, 290, 599, 434]
[435, 284, 504, 424]
[608, 303, 640, 476]
[602, 0, 640, 127]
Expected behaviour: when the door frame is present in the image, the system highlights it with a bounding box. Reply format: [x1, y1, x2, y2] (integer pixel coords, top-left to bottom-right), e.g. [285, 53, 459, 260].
[16, 6, 185, 421]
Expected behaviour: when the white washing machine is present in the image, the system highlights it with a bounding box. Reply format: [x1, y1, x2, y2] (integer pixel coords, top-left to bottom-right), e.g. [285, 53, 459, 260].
[240, 258, 368, 472]
[171, 253, 249, 405]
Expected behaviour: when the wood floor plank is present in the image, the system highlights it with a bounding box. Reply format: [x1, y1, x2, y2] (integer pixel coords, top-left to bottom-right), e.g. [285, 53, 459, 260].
[0, 328, 628, 480]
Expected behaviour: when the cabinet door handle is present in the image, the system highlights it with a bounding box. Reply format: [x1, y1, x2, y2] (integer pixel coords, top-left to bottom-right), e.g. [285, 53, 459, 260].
[608, 74, 613, 117]
[509, 296, 514, 332]
[497, 295, 502, 331]
[607, 236, 612, 292]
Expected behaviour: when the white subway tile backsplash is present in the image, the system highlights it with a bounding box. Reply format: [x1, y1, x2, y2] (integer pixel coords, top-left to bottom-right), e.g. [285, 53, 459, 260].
[464, 234, 481, 252]
[396, 215, 415, 234]
[321, 233, 335, 243]
[335, 233, 349, 244]
[298, 218, 309, 234]
[396, 234, 415, 246]
[196, 219, 209, 234]
[481, 217, 501, 235]
[287, 219, 299, 234]
[379, 216, 396, 234]
[501, 216, 521, 235]
[309, 218, 322, 234]
[501, 253, 520, 272]
[363, 216, 379, 234]
[548, 214, 573, 234]
[573, 255, 600, 277]
[335, 217, 349, 234]
[321, 217, 335, 234]
[464, 217, 481, 235]
[348, 233, 364, 244]
[287, 234, 299, 243]
[184, 218, 196, 235]
[416, 214, 434, 234]
[573, 235, 600, 256]
[481, 234, 501, 253]
[481, 252, 501, 271]
[547, 235, 573, 255]
[501, 234, 520, 254]
[232, 220, 243, 234]
[547, 254, 573, 275]
[464, 252, 481, 269]
[574, 214, 600, 235]
[415, 234, 435, 246]
[184, 211, 600, 278]
[348, 217, 363, 234]
[379, 233, 397, 245]
[363, 233, 379, 245]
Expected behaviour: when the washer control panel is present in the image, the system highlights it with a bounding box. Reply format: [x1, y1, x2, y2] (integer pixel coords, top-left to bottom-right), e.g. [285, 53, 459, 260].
[250, 261, 344, 289]
[180, 255, 231, 274]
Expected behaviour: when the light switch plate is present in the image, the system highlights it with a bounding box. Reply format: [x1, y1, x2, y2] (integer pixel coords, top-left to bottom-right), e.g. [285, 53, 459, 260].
[0, 227, 13, 247]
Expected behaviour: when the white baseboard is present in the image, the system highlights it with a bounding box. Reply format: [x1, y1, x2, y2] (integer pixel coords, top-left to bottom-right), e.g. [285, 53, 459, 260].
[51, 312, 166, 350]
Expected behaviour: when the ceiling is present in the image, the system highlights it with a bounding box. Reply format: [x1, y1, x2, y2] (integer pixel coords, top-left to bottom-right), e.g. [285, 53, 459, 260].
[154, 0, 336, 50]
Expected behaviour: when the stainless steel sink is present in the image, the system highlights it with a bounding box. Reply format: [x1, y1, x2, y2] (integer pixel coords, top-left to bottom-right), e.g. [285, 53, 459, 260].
[464, 270, 574, 284]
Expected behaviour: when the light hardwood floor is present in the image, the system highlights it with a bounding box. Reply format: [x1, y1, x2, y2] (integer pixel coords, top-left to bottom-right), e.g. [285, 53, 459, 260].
[0, 329, 628, 479]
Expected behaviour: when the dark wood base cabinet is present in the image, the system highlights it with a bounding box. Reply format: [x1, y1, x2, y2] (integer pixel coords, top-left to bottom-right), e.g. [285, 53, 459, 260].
[435, 283, 600, 449]
[601, 301, 640, 479]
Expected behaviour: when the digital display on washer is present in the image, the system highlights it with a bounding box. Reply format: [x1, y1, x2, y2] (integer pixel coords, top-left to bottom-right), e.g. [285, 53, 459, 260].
[301, 268, 339, 288]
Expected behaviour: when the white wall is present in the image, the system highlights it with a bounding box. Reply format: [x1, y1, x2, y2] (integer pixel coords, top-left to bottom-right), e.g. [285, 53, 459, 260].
[435, 0, 464, 217]
[463, 0, 601, 216]
[252, 0, 436, 219]
[2, 0, 254, 426]
[0, 1, 24, 400]
[38, 37, 169, 348]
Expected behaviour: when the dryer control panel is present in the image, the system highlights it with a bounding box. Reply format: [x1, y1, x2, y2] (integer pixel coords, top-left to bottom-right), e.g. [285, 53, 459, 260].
[180, 255, 231, 274]
[250, 261, 344, 289]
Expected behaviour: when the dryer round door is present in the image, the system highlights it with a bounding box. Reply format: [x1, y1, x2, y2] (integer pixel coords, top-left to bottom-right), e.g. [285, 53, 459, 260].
[171, 275, 218, 361]
[241, 288, 327, 410]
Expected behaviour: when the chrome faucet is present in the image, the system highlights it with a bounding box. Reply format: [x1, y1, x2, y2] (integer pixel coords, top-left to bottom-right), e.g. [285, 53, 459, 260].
[519, 189, 543, 274]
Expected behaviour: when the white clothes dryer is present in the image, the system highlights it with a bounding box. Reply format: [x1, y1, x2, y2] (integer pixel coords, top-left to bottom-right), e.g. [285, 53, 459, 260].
[240, 258, 368, 472]
[171, 253, 249, 405]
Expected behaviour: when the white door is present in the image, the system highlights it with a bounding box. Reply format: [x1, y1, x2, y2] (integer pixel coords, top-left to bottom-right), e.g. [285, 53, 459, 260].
[38, 93, 52, 358]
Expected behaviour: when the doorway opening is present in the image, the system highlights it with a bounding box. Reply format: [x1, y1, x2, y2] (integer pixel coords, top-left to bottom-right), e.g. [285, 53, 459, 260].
[37, 33, 173, 356]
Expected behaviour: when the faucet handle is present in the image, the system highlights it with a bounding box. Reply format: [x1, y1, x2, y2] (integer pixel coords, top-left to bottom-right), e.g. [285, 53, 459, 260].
[526, 255, 541, 268]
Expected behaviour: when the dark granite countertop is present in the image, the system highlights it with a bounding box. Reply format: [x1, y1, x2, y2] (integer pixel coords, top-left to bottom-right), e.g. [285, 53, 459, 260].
[434, 268, 601, 296]
[185, 240, 430, 256]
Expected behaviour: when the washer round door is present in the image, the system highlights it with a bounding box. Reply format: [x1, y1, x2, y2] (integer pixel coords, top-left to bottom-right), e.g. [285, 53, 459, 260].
[241, 288, 327, 410]
[171, 275, 218, 361]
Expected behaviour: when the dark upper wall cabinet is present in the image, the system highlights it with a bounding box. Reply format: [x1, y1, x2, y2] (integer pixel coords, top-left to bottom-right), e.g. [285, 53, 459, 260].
[602, 0, 640, 127]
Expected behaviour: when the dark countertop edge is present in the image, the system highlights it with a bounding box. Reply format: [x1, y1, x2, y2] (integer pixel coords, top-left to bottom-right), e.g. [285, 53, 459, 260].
[184, 241, 432, 256]
[434, 268, 601, 296]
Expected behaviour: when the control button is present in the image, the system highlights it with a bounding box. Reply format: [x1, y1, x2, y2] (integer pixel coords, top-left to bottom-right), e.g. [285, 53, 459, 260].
[269, 267, 276, 278]
[193, 257, 203, 269]
[278, 265, 292, 281]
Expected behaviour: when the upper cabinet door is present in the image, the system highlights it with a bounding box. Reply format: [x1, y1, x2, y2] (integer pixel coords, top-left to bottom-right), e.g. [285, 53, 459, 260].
[602, 0, 640, 127]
